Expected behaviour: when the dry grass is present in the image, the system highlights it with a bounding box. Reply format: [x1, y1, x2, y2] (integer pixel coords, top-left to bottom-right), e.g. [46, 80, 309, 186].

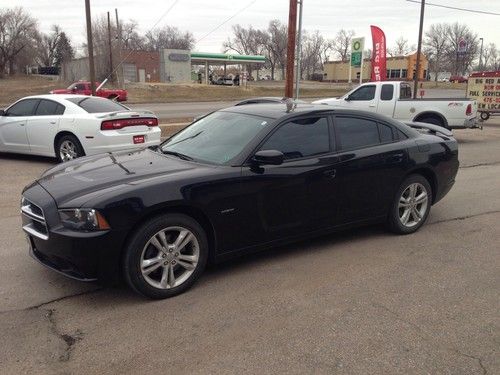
[0, 76, 347, 106]
[125, 82, 347, 104]
[0, 76, 63, 106]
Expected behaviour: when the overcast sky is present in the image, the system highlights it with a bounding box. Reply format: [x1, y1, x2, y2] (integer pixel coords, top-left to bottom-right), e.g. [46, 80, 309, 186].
[3, 0, 500, 56]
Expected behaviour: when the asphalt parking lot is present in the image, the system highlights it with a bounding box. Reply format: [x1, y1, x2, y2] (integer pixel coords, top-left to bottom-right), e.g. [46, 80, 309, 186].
[0, 119, 499, 374]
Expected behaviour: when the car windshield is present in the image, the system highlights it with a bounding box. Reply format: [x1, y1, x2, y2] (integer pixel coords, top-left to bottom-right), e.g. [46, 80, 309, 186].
[160, 111, 272, 165]
[66, 97, 128, 113]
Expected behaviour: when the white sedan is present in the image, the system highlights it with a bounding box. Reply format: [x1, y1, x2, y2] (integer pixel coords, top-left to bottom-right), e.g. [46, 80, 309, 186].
[0, 94, 161, 162]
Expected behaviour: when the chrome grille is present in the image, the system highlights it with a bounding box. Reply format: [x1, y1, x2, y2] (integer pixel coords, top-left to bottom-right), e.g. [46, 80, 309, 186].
[21, 197, 49, 240]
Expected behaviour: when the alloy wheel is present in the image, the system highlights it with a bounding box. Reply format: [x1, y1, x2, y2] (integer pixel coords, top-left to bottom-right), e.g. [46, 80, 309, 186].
[140, 226, 200, 289]
[59, 140, 78, 161]
[398, 182, 428, 228]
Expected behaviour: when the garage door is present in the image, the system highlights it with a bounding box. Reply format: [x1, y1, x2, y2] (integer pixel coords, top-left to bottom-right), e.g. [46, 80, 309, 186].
[123, 63, 137, 83]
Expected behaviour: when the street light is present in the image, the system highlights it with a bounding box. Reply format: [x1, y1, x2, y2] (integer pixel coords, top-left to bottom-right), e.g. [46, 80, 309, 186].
[479, 37, 484, 71]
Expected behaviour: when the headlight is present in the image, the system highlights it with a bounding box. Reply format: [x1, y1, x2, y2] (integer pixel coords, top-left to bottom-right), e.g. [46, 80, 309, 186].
[59, 209, 110, 231]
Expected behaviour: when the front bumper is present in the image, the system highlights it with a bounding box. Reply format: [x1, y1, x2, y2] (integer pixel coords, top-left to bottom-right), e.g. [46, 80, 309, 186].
[21, 182, 124, 282]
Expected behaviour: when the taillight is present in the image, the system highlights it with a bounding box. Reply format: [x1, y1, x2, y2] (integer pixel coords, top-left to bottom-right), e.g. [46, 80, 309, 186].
[101, 117, 158, 130]
[466, 104, 472, 116]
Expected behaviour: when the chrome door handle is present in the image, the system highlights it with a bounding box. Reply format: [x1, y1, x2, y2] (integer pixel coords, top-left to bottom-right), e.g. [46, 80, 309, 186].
[50, 121, 56, 124]
[20, 123, 25, 126]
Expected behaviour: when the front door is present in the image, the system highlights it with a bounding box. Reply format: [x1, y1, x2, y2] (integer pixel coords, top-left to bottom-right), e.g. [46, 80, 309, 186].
[343, 84, 378, 112]
[239, 115, 338, 247]
[26, 99, 64, 155]
[0, 99, 39, 154]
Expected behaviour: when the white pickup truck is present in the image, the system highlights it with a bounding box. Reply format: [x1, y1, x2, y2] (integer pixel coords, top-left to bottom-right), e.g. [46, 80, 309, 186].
[312, 81, 479, 129]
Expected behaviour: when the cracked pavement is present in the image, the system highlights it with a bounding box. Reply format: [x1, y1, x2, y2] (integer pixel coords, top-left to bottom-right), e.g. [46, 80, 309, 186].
[0, 119, 499, 374]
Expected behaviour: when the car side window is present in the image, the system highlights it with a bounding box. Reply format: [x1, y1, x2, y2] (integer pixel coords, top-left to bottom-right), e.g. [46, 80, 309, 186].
[6, 99, 39, 117]
[378, 122, 394, 143]
[35, 100, 65, 116]
[335, 117, 381, 150]
[260, 117, 330, 160]
[400, 84, 412, 99]
[380, 84, 394, 101]
[349, 85, 376, 101]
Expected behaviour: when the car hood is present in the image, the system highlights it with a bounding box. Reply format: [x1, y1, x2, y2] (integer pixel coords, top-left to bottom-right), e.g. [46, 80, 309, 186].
[37, 149, 210, 206]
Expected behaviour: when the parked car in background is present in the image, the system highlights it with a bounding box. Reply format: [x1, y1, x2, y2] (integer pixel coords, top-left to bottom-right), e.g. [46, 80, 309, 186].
[50, 81, 128, 102]
[21, 104, 458, 299]
[0, 95, 160, 162]
[449, 75, 468, 83]
[312, 81, 478, 129]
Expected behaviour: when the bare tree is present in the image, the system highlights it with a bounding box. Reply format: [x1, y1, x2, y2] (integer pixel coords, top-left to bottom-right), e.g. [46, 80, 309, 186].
[0, 7, 38, 77]
[300, 31, 331, 79]
[223, 25, 266, 77]
[424, 23, 449, 82]
[121, 20, 144, 50]
[388, 36, 414, 57]
[144, 25, 194, 51]
[36, 25, 61, 67]
[332, 29, 354, 62]
[266, 19, 287, 79]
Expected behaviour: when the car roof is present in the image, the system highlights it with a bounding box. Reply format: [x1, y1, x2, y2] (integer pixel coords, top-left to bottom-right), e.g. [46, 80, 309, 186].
[18, 94, 107, 102]
[220, 103, 383, 120]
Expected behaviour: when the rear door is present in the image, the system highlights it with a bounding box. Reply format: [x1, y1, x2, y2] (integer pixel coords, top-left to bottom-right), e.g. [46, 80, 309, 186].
[376, 83, 396, 117]
[26, 99, 65, 155]
[332, 115, 407, 223]
[0, 99, 39, 153]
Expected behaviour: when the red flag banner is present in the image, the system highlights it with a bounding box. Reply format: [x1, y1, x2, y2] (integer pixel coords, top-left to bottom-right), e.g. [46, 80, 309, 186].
[370, 25, 387, 81]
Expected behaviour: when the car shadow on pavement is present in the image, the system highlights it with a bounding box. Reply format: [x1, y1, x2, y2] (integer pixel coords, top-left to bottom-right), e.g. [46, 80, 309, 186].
[0, 152, 57, 165]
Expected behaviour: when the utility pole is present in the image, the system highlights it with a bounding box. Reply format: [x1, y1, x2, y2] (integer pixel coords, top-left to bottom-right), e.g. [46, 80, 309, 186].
[107, 11, 114, 83]
[413, 0, 425, 99]
[294, 0, 303, 99]
[115, 8, 123, 87]
[285, 0, 297, 98]
[478, 37, 484, 71]
[85, 0, 96, 96]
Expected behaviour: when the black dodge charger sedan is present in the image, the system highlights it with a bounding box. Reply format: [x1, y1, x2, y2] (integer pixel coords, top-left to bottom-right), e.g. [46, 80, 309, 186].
[21, 104, 459, 299]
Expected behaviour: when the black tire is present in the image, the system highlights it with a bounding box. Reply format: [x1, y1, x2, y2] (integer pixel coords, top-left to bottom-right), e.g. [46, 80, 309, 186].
[123, 214, 208, 299]
[480, 112, 490, 121]
[417, 116, 445, 128]
[387, 174, 432, 235]
[55, 134, 85, 163]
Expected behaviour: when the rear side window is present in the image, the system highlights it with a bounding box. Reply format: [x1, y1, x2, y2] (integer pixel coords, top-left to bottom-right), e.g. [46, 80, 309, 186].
[6, 99, 39, 116]
[400, 84, 412, 99]
[378, 123, 394, 143]
[335, 117, 380, 150]
[260, 117, 330, 160]
[35, 100, 65, 116]
[349, 85, 376, 101]
[66, 97, 127, 113]
[381, 84, 394, 101]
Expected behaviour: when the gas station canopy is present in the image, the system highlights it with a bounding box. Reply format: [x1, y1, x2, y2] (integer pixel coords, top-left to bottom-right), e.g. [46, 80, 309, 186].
[190, 52, 266, 65]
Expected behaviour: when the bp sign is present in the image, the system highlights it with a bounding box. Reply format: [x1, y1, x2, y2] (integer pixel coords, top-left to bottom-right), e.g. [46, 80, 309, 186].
[351, 37, 364, 67]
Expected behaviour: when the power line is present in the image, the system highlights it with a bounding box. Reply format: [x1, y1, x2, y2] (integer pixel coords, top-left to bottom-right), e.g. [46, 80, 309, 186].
[195, 0, 257, 44]
[406, 0, 500, 16]
[103, 0, 180, 82]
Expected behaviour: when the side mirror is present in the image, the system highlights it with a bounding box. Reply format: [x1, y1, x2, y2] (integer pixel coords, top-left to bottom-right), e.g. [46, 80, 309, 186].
[72, 86, 77, 91]
[252, 150, 284, 166]
[345, 95, 352, 101]
[0, 109, 5, 116]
